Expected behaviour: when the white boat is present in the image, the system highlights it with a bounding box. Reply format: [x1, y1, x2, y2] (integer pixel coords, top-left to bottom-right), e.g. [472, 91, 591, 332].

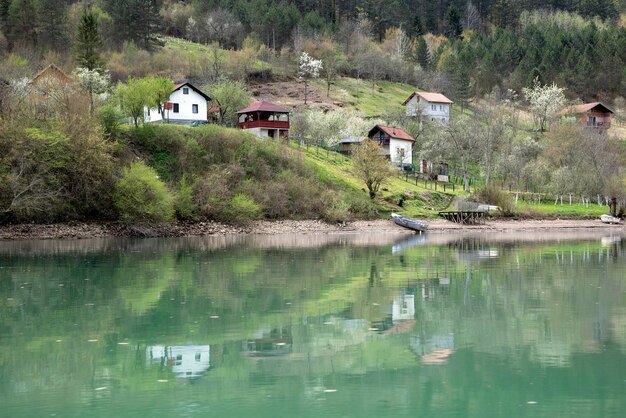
[391, 213, 429, 232]
[600, 214, 622, 224]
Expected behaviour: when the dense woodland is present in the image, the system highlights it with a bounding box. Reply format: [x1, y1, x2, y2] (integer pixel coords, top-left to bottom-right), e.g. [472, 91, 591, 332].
[0, 0, 625, 100]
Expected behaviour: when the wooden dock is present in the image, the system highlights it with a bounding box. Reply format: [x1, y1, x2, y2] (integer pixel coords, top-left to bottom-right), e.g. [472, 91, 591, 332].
[438, 211, 486, 225]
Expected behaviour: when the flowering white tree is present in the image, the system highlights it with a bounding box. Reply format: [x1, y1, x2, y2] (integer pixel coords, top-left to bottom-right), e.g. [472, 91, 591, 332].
[73, 67, 111, 114]
[298, 52, 322, 105]
[522, 77, 566, 132]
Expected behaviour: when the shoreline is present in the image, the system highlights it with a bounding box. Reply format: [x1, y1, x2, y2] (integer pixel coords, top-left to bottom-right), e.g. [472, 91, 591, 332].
[0, 218, 623, 241]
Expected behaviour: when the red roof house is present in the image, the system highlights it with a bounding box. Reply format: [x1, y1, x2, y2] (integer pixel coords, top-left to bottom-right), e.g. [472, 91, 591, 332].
[236, 100, 290, 140]
[560, 102, 613, 130]
[368, 125, 415, 166]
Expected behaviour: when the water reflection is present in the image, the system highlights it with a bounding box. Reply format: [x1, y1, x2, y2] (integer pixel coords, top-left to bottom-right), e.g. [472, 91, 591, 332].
[1, 231, 625, 418]
[146, 345, 211, 378]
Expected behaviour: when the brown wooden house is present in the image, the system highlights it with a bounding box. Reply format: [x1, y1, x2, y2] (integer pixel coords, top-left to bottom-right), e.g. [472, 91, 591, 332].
[561, 102, 613, 130]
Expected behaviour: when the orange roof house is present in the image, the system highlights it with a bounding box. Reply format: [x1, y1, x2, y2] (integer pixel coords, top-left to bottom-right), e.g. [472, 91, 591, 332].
[403, 91, 454, 124]
[368, 125, 415, 167]
[560, 102, 613, 130]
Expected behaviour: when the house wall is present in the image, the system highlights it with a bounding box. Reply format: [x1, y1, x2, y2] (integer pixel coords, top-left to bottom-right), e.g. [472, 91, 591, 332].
[243, 127, 288, 140]
[405, 95, 451, 124]
[145, 88, 208, 123]
[390, 138, 413, 166]
[578, 111, 612, 127]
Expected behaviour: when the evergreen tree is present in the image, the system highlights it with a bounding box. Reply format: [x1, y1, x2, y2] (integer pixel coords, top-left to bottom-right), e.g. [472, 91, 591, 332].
[446, 5, 463, 39]
[7, 0, 39, 47]
[106, 0, 163, 50]
[38, 0, 67, 50]
[411, 14, 423, 37]
[415, 36, 430, 69]
[424, 2, 438, 33]
[73, 9, 104, 71]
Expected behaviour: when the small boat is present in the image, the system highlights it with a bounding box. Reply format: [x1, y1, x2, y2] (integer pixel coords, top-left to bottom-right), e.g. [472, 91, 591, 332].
[391, 213, 429, 232]
[600, 214, 622, 224]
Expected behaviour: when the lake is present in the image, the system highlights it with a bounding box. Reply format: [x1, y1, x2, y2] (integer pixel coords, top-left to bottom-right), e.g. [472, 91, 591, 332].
[1, 231, 625, 418]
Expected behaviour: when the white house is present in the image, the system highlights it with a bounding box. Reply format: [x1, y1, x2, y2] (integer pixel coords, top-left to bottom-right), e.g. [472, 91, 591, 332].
[146, 345, 211, 378]
[403, 91, 454, 124]
[144, 81, 211, 125]
[368, 125, 414, 167]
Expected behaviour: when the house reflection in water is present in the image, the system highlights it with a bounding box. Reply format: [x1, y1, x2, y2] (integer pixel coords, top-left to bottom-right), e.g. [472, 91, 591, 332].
[243, 327, 293, 357]
[421, 277, 450, 300]
[392, 294, 415, 322]
[146, 345, 211, 378]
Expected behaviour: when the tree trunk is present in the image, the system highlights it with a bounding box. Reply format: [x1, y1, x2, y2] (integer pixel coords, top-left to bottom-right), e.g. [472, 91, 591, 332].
[304, 80, 308, 104]
[610, 197, 618, 217]
[461, 160, 470, 192]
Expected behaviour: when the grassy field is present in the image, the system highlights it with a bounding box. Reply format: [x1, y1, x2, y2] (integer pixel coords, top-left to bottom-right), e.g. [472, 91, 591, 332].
[295, 143, 463, 219]
[313, 77, 416, 117]
[514, 200, 610, 218]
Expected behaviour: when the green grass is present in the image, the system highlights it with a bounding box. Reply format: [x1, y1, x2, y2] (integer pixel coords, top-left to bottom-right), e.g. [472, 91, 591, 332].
[314, 77, 416, 117]
[515, 200, 610, 218]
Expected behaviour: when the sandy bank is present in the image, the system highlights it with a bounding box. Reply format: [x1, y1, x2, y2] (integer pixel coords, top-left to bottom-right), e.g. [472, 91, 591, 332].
[0, 218, 623, 241]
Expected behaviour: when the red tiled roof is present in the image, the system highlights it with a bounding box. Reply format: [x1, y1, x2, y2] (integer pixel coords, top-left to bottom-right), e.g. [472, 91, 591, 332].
[371, 125, 415, 142]
[403, 91, 454, 105]
[237, 101, 290, 113]
[561, 102, 614, 115]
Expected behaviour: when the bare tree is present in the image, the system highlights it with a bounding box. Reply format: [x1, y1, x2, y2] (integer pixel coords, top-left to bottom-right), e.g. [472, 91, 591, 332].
[464, 1, 481, 30]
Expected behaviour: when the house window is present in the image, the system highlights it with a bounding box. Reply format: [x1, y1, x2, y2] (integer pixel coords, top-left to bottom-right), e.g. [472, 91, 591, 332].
[173, 103, 179, 113]
[439, 105, 444, 111]
[183, 87, 189, 94]
[431, 104, 436, 111]
[192, 104, 199, 114]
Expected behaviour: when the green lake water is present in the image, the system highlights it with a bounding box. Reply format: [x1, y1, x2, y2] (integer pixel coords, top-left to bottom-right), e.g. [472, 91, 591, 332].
[1, 231, 625, 418]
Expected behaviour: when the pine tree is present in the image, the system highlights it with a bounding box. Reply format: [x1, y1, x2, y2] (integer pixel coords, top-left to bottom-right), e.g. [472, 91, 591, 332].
[415, 36, 430, 69]
[106, 0, 163, 50]
[446, 5, 463, 39]
[7, 0, 39, 47]
[411, 15, 423, 37]
[38, 0, 67, 50]
[73, 9, 104, 71]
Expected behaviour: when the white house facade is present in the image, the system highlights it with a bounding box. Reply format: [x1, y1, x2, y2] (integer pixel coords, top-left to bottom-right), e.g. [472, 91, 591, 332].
[144, 82, 211, 125]
[404, 91, 453, 124]
[368, 125, 414, 167]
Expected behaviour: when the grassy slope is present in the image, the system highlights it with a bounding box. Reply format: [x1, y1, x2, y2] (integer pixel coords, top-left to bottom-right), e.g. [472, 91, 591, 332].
[313, 77, 416, 117]
[297, 145, 461, 218]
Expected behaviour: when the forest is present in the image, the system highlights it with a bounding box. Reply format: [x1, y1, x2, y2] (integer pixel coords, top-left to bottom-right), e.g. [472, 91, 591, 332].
[0, 0, 625, 100]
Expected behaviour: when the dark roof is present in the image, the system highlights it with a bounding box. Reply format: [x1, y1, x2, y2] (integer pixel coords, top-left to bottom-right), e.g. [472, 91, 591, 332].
[368, 125, 415, 142]
[173, 81, 211, 101]
[339, 137, 364, 144]
[237, 101, 290, 113]
[561, 102, 614, 115]
[403, 91, 453, 105]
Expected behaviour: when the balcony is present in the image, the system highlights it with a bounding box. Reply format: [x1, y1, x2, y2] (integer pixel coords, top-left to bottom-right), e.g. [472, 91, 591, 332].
[237, 120, 290, 130]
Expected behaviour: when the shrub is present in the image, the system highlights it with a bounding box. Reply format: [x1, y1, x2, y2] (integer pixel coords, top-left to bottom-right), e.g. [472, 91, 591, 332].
[113, 161, 174, 223]
[224, 194, 262, 222]
[98, 104, 124, 138]
[175, 175, 197, 220]
[473, 187, 516, 216]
